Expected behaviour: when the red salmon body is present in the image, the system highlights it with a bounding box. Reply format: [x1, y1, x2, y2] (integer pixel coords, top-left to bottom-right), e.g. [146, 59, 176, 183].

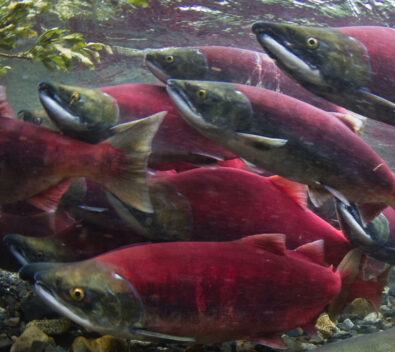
[232, 83, 395, 210]
[150, 167, 350, 266]
[0, 113, 164, 213]
[99, 84, 236, 169]
[97, 236, 341, 343]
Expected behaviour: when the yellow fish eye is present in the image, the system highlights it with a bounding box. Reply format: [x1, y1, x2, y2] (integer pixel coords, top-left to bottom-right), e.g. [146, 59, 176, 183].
[165, 55, 174, 63]
[70, 92, 80, 105]
[70, 287, 85, 301]
[196, 89, 207, 100]
[306, 37, 319, 49]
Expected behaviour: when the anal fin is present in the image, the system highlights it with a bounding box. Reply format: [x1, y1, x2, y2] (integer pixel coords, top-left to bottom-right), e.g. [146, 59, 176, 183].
[28, 178, 73, 212]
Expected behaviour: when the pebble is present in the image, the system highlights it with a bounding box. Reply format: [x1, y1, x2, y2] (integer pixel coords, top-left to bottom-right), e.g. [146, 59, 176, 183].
[364, 312, 382, 323]
[340, 318, 354, 330]
[10, 326, 55, 352]
[71, 335, 128, 352]
[4, 316, 20, 327]
[342, 298, 375, 319]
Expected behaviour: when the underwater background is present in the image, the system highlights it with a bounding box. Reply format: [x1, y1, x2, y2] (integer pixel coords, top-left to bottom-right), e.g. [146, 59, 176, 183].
[0, 0, 394, 351]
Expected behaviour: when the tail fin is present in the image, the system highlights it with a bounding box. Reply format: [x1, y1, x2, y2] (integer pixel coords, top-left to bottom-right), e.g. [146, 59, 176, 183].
[327, 248, 364, 320]
[328, 249, 388, 320]
[103, 111, 166, 213]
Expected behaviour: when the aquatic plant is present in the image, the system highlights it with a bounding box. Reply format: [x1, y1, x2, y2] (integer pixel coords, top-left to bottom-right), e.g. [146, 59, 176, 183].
[0, 0, 118, 73]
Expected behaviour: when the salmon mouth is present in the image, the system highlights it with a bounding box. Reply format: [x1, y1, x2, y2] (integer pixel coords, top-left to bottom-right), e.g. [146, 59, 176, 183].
[252, 22, 323, 86]
[38, 82, 83, 130]
[166, 79, 207, 129]
[144, 56, 170, 83]
[3, 234, 28, 265]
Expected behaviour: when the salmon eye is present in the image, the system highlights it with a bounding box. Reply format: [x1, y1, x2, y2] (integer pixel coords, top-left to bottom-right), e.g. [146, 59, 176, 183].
[165, 55, 174, 63]
[196, 89, 207, 101]
[70, 92, 80, 105]
[306, 37, 319, 49]
[70, 287, 85, 301]
[36, 251, 44, 260]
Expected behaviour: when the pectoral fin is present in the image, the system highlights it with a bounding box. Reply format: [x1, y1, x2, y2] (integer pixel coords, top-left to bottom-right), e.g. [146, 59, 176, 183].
[236, 132, 287, 150]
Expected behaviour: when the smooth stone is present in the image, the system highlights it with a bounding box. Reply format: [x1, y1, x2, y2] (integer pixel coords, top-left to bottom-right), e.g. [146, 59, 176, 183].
[342, 319, 354, 330]
[10, 326, 55, 352]
[364, 312, 382, 323]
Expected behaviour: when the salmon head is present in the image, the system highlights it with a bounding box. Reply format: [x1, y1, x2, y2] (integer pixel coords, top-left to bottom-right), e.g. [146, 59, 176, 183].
[21, 260, 143, 336]
[145, 47, 209, 82]
[251, 22, 370, 93]
[336, 200, 395, 264]
[38, 82, 120, 142]
[166, 79, 253, 133]
[4, 234, 78, 264]
[17, 109, 59, 131]
[166, 79, 288, 168]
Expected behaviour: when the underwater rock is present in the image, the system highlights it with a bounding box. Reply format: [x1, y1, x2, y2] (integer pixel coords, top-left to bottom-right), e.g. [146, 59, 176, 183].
[71, 335, 128, 352]
[342, 298, 376, 319]
[10, 326, 55, 352]
[363, 312, 382, 323]
[315, 314, 338, 340]
[0, 333, 13, 352]
[26, 318, 73, 336]
[30, 341, 65, 352]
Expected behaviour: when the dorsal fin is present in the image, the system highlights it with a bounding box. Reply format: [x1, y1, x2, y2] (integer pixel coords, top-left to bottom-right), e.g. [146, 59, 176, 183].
[269, 175, 307, 208]
[295, 240, 327, 266]
[240, 234, 286, 255]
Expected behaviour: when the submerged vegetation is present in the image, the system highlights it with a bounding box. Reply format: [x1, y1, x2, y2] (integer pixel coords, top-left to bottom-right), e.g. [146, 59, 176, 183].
[0, 0, 147, 73]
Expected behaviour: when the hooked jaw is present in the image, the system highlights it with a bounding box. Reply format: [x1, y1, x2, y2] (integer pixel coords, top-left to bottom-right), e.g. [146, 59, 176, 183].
[252, 22, 323, 87]
[335, 200, 395, 264]
[20, 260, 145, 338]
[144, 53, 170, 83]
[4, 234, 29, 265]
[166, 80, 208, 130]
[38, 82, 83, 130]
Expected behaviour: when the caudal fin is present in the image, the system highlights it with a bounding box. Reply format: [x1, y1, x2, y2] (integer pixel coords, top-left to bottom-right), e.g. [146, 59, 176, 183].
[103, 111, 166, 213]
[328, 249, 388, 320]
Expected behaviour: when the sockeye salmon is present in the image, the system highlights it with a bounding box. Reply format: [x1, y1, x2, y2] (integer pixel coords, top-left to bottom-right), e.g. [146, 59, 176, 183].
[21, 235, 352, 347]
[144, 46, 358, 117]
[0, 112, 165, 213]
[166, 79, 395, 223]
[108, 167, 351, 266]
[36, 82, 235, 170]
[252, 23, 395, 126]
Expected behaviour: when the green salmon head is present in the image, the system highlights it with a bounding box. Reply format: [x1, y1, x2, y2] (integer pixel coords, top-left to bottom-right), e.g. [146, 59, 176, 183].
[335, 201, 393, 258]
[17, 110, 59, 131]
[32, 260, 143, 336]
[4, 234, 76, 264]
[252, 22, 370, 92]
[145, 47, 208, 82]
[166, 79, 253, 133]
[38, 82, 120, 143]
